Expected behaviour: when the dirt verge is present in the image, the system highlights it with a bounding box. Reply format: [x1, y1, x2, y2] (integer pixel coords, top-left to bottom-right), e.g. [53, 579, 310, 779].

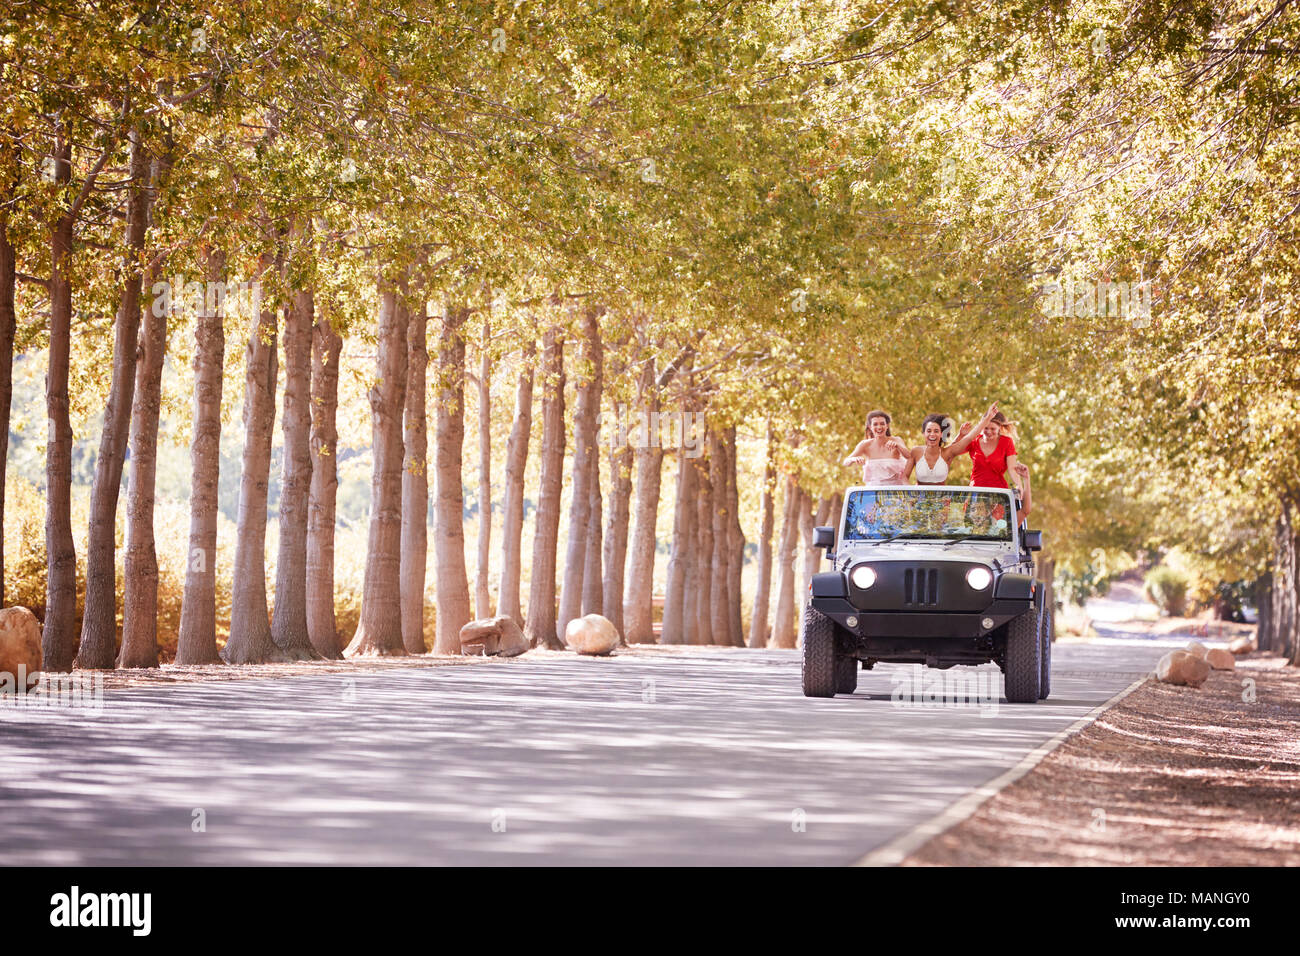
[903, 655, 1300, 865]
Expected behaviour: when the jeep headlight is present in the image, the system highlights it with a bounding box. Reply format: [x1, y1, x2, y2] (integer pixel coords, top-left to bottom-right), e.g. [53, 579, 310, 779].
[965, 567, 992, 591]
[851, 565, 876, 589]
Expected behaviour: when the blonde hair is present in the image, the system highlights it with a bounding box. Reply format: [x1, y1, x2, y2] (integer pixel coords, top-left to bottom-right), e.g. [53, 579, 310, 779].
[991, 410, 1018, 442]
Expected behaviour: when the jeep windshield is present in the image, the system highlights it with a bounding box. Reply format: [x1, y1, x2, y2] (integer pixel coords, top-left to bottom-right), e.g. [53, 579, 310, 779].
[841, 488, 1014, 543]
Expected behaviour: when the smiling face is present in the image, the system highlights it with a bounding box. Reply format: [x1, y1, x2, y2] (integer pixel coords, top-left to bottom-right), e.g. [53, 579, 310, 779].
[982, 421, 1001, 441]
[924, 421, 942, 446]
[869, 415, 889, 438]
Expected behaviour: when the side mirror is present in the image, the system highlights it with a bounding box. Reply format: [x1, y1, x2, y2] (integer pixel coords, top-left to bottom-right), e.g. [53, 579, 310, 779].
[813, 526, 835, 550]
[1023, 530, 1043, 552]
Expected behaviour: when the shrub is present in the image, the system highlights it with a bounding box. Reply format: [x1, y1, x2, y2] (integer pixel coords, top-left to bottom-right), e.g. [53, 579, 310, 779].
[1144, 565, 1188, 617]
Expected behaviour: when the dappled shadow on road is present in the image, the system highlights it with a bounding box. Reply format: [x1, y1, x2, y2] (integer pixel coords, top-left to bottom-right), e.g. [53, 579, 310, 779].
[0, 645, 1167, 865]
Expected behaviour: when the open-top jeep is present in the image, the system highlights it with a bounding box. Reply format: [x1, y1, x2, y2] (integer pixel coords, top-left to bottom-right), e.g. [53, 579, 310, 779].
[802, 484, 1052, 703]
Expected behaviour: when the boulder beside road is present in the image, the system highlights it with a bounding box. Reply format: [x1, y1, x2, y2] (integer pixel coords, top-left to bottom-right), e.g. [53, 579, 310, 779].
[565, 614, 620, 655]
[1156, 649, 1211, 687]
[459, 616, 529, 657]
[0, 606, 42, 682]
[1205, 647, 1236, 671]
[1227, 636, 1256, 656]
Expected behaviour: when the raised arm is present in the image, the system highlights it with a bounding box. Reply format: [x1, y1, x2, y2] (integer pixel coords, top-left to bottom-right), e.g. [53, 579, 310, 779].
[945, 403, 998, 459]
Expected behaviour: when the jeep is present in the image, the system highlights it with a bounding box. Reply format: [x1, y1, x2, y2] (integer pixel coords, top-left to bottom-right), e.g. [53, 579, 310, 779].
[802, 484, 1052, 703]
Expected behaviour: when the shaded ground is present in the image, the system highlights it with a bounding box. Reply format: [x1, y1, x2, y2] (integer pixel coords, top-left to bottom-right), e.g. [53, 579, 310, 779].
[1, 643, 1166, 866]
[92, 652, 482, 690]
[903, 654, 1300, 866]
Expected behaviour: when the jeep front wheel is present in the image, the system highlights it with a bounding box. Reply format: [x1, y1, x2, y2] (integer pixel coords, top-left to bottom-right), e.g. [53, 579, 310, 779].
[835, 655, 858, 695]
[801, 605, 838, 698]
[1004, 608, 1041, 703]
[1038, 605, 1053, 700]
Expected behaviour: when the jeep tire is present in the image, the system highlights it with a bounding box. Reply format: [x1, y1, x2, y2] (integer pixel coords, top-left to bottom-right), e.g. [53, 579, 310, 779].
[835, 655, 858, 695]
[1038, 604, 1053, 700]
[1004, 608, 1041, 703]
[801, 605, 838, 698]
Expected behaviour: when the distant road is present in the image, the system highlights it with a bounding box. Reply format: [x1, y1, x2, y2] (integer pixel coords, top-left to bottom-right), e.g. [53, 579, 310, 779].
[0, 641, 1173, 865]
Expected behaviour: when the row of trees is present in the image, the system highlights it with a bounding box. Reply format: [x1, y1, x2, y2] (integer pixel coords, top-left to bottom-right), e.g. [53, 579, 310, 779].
[2, 1, 1298, 668]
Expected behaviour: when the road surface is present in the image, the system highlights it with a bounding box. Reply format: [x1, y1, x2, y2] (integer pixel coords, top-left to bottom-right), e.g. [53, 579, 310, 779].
[0, 638, 1178, 865]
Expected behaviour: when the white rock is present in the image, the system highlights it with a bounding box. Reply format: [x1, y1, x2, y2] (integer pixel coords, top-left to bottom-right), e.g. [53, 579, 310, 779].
[1183, 641, 1209, 659]
[565, 614, 619, 655]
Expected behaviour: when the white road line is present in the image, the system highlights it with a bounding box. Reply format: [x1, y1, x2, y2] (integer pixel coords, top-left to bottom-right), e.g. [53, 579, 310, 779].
[853, 676, 1150, 867]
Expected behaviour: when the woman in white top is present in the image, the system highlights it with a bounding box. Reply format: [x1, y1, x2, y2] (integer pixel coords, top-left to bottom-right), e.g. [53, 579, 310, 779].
[842, 409, 911, 485]
[905, 404, 999, 485]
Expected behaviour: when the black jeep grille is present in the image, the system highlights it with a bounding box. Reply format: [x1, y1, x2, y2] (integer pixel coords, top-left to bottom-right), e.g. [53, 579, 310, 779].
[903, 568, 939, 606]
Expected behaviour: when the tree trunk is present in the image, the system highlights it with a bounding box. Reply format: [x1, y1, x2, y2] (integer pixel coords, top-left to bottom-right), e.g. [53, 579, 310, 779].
[0, 183, 16, 608]
[1255, 573, 1273, 653]
[726, 425, 746, 647]
[400, 296, 429, 653]
[430, 302, 471, 654]
[1272, 496, 1299, 665]
[693, 439, 714, 644]
[623, 361, 663, 644]
[77, 131, 151, 667]
[603, 435, 632, 638]
[224, 263, 283, 664]
[709, 429, 731, 645]
[498, 338, 534, 628]
[1267, 510, 1291, 655]
[661, 447, 698, 644]
[525, 326, 565, 649]
[559, 307, 602, 640]
[800, 496, 831, 616]
[270, 255, 316, 659]
[584, 451, 604, 616]
[42, 135, 78, 673]
[347, 283, 409, 657]
[771, 479, 803, 649]
[306, 312, 344, 658]
[474, 316, 493, 619]
[177, 248, 226, 664]
[748, 425, 776, 648]
[117, 256, 167, 668]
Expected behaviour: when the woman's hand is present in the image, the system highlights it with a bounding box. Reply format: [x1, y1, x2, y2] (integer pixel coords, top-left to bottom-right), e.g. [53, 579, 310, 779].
[887, 437, 908, 456]
[844, 455, 866, 466]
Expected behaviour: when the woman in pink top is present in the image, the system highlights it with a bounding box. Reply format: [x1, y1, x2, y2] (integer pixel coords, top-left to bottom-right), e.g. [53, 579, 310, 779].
[843, 409, 910, 485]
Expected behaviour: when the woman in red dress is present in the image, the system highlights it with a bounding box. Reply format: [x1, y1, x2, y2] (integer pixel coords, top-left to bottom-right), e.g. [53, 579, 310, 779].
[958, 409, 1022, 493]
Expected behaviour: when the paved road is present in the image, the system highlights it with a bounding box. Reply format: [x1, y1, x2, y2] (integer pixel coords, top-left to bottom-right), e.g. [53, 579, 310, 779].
[0, 639, 1179, 865]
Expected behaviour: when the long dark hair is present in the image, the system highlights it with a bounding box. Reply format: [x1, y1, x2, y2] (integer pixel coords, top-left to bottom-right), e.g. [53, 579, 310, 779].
[922, 413, 947, 442]
[865, 409, 892, 438]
